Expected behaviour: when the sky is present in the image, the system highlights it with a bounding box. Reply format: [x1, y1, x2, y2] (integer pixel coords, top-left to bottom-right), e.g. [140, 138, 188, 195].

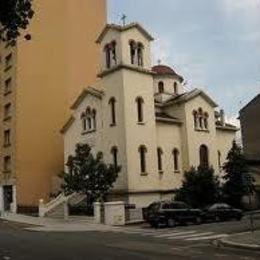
[108, 0, 260, 125]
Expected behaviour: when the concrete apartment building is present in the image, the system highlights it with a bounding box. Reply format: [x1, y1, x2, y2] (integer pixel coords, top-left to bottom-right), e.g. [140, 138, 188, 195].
[240, 94, 260, 207]
[0, 0, 107, 213]
[62, 23, 237, 207]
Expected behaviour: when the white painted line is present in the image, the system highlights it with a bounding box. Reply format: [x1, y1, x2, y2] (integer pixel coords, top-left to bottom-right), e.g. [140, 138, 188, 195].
[152, 231, 196, 238]
[185, 234, 229, 241]
[167, 232, 214, 240]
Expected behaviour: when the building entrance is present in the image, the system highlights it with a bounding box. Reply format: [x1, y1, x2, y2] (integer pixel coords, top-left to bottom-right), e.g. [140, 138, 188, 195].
[3, 185, 13, 211]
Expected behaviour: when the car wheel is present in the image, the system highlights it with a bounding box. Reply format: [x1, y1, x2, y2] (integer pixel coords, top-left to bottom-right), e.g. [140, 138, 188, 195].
[195, 216, 202, 225]
[167, 218, 175, 228]
[150, 222, 159, 228]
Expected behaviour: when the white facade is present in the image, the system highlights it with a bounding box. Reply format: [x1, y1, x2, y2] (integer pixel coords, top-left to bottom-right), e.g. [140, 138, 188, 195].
[62, 23, 237, 208]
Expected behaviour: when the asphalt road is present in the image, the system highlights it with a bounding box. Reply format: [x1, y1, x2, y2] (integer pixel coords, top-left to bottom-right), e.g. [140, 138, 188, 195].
[0, 216, 260, 260]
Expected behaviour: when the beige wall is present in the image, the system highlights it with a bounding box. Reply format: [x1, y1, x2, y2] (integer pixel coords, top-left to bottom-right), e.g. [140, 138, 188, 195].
[14, 0, 106, 207]
[156, 122, 183, 190]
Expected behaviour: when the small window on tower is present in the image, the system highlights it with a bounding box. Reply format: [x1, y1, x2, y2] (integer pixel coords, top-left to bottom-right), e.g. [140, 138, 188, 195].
[158, 81, 164, 93]
[174, 82, 178, 94]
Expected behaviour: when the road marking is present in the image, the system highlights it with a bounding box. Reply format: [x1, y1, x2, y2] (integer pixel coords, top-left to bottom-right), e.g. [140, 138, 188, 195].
[185, 234, 228, 241]
[167, 232, 214, 240]
[154, 230, 196, 238]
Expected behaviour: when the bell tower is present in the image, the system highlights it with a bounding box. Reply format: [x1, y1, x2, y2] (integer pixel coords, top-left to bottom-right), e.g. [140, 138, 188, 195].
[97, 23, 154, 74]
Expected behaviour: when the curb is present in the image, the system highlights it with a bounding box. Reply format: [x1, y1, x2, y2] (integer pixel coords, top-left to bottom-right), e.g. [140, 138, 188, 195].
[218, 237, 260, 252]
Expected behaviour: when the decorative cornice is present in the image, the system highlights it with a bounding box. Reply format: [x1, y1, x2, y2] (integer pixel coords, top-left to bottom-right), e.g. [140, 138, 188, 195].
[96, 22, 154, 44]
[60, 116, 75, 134]
[156, 117, 182, 125]
[98, 63, 156, 78]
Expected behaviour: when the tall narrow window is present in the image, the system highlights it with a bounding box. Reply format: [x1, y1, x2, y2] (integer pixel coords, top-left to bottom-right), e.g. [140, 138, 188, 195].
[4, 156, 11, 172]
[4, 103, 11, 119]
[136, 97, 144, 123]
[204, 113, 209, 130]
[111, 41, 117, 66]
[129, 41, 136, 65]
[5, 53, 12, 69]
[198, 108, 203, 128]
[86, 107, 92, 130]
[139, 145, 147, 174]
[109, 97, 116, 126]
[174, 82, 178, 94]
[81, 112, 87, 131]
[137, 43, 144, 67]
[4, 130, 11, 146]
[200, 145, 209, 168]
[104, 45, 111, 69]
[111, 146, 118, 169]
[4, 78, 12, 94]
[157, 147, 163, 172]
[92, 109, 97, 130]
[173, 148, 180, 172]
[158, 81, 164, 93]
[193, 111, 198, 129]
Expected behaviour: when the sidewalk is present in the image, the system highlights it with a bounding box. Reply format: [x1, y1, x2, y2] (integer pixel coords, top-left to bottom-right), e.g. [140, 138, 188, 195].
[219, 231, 260, 251]
[0, 213, 121, 232]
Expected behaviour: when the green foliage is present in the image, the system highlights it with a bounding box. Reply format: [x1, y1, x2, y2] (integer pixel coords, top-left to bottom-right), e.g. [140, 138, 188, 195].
[175, 167, 221, 208]
[222, 141, 255, 208]
[60, 143, 120, 204]
[0, 0, 34, 44]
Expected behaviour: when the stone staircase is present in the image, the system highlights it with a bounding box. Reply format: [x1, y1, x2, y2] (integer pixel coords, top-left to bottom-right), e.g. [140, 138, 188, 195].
[39, 193, 87, 219]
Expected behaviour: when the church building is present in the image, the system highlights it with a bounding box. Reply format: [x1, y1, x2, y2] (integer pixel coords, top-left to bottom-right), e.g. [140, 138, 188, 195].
[61, 23, 238, 207]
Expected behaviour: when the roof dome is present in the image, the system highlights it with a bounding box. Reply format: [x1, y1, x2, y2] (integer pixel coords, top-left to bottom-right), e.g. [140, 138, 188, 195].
[152, 65, 184, 82]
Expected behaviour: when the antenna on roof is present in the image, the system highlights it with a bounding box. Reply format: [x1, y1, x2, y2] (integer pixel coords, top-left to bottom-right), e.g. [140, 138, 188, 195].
[121, 14, 127, 26]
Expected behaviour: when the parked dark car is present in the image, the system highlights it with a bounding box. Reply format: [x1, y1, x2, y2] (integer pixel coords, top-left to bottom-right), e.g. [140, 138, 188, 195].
[142, 201, 203, 228]
[202, 203, 243, 222]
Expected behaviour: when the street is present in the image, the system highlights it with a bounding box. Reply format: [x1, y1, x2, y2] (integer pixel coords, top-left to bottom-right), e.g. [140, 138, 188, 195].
[0, 216, 260, 259]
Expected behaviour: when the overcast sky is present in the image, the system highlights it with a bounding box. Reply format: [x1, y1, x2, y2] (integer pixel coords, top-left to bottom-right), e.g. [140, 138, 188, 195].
[108, 0, 260, 124]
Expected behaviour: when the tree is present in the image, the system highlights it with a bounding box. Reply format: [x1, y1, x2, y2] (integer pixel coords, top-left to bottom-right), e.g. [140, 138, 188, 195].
[0, 0, 34, 44]
[60, 143, 121, 204]
[175, 167, 221, 208]
[222, 141, 255, 208]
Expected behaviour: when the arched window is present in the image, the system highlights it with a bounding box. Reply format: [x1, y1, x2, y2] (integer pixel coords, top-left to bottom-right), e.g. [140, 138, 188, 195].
[173, 148, 180, 172]
[193, 110, 198, 129]
[109, 97, 116, 126]
[129, 40, 136, 65]
[174, 82, 178, 94]
[92, 109, 97, 130]
[204, 112, 209, 130]
[111, 146, 118, 169]
[157, 147, 163, 172]
[200, 145, 209, 168]
[104, 44, 111, 69]
[137, 43, 144, 67]
[81, 112, 87, 131]
[158, 81, 164, 93]
[198, 108, 203, 128]
[139, 145, 147, 174]
[86, 107, 92, 130]
[136, 97, 144, 123]
[111, 41, 117, 66]
[218, 150, 222, 170]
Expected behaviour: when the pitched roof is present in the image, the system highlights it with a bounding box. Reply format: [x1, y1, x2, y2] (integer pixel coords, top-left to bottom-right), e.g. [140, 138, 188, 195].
[163, 89, 218, 108]
[70, 87, 103, 110]
[152, 65, 184, 82]
[155, 112, 182, 125]
[96, 23, 154, 43]
[60, 116, 75, 134]
[239, 94, 260, 114]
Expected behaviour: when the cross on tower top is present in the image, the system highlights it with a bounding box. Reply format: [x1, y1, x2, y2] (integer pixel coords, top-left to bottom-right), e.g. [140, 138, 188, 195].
[121, 14, 127, 26]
